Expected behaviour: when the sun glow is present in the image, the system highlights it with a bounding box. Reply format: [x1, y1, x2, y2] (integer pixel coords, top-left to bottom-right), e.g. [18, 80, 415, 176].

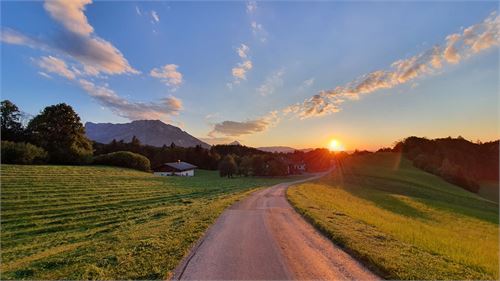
[329, 139, 345, 152]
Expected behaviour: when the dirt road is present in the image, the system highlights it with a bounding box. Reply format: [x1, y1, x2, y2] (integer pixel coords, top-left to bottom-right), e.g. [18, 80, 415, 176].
[172, 174, 379, 280]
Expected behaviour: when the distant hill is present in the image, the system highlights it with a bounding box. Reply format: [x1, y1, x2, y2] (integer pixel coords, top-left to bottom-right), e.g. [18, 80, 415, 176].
[258, 146, 297, 153]
[85, 120, 210, 148]
[229, 141, 242, 146]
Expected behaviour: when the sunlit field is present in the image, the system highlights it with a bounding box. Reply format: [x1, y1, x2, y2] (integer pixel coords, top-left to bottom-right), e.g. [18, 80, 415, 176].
[0, 165, 298, 280]
[287, 152, 499, 280]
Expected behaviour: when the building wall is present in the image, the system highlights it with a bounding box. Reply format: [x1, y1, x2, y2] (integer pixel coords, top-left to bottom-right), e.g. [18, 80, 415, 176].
[154, 170, 194, 177]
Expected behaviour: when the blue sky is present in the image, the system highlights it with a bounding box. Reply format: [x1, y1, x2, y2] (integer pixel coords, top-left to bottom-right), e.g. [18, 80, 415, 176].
[1, 1, 498, 149]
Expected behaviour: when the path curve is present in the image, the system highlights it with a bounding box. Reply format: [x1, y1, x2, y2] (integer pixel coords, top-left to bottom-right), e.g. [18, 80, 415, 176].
[172, 173, 379, 280]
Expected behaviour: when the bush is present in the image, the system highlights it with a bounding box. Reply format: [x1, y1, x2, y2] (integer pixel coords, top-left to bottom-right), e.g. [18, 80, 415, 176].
[93, 151, 151, 172]
[1, 141, 47, 164]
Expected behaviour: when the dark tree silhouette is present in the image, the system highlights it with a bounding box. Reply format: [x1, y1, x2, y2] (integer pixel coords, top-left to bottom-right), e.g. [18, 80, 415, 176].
[1, 100, 24, 141]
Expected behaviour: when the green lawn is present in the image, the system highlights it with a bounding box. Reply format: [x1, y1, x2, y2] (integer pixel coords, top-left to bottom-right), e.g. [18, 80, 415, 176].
[287, 152, 499, 280]
[1, 165, 298, 280]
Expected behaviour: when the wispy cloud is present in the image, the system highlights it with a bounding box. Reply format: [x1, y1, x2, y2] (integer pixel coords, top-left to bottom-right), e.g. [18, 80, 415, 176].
[150, 64, 183, 90]
[35, 56, 76, 80]
[258, 68, 285, 96]
[300, 78, 315, 89]
[285, 12, 500, 119]
[1, 0, 138, 76]
[78, 79, 182, 121]
[151, 10, 160, 23]
[246, 1, 267, 42]
[229, 44, 253, 87]
[246, 1, 257, 14]
[135, 6, 142, 16]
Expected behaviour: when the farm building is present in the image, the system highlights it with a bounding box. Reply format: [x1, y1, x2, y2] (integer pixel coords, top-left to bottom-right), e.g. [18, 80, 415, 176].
[153, 161, 197, 176]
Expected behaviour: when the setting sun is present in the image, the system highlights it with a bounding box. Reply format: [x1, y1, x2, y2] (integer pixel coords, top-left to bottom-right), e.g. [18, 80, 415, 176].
[329, 139, 345, 152]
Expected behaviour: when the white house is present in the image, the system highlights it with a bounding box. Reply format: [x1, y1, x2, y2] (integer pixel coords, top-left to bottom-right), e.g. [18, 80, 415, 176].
[153, 161, 197, 177]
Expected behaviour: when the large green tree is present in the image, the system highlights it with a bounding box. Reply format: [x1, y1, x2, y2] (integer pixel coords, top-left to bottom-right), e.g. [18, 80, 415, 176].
[27, 103, 93, 164]
[1, 100, 24, 141]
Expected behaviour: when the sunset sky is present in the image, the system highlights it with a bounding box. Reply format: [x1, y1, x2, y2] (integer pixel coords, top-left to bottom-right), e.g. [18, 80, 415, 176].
[1, 1, 499, 150]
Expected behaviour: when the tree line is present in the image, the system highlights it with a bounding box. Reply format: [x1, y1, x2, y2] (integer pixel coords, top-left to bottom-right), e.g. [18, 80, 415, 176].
[2, 100, 336, 176]
[393, 136, 499, 193]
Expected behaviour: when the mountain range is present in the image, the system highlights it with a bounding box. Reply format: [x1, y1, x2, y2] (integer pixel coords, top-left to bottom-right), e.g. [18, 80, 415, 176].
[85, 120, 210, 148]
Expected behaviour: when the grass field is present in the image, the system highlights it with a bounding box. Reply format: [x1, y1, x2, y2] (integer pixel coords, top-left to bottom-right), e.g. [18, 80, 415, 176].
[1, 165, 298, 280]
[287, 152, 499, 280]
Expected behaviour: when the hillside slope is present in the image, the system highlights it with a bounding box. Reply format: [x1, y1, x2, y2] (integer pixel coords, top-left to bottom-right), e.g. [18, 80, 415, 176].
[288, 152, 498, 280]
[85, 120, 210, 148]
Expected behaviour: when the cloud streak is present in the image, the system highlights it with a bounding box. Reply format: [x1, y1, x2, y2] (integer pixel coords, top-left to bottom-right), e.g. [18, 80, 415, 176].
[35, 56, 76, 80]
[285, 12, 500, 119]
[209, 111, 278, 137]
[78, 79, 182, 120]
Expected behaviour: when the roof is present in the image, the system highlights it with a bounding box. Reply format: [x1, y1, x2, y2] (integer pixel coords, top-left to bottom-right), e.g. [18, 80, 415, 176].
[161, 161, 197, 171]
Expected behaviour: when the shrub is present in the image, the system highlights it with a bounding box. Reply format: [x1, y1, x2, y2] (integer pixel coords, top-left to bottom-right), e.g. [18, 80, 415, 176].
[1, 141, 47, 164]
[93, 151, 151, 172]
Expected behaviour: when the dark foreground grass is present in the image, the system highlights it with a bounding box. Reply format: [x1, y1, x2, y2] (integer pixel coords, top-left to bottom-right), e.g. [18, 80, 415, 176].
[287, 152, 499, 280]
[1, 165, 298, 280]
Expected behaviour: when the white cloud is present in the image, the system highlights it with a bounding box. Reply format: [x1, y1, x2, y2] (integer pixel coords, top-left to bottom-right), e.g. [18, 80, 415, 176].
[230, 44, 253, 83]
[237, 43, 250, 59]
[78, 79, 182, 120]
[35, 56, 76, 80]
[151, 10, 160, 23]
[44, 0, 94, 36]
[258, 69, 285, 96]
[150, 64, 183, 90]
[135, 6, 142, 16]
[2, 0, 138, 76]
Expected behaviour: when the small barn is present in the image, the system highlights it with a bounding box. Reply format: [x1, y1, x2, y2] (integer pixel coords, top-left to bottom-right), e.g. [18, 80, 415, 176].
[153, 161, 197, 177]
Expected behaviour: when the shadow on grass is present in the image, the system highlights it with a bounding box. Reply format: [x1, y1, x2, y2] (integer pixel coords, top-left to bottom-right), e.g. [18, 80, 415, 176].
[327, 168, 499, 225]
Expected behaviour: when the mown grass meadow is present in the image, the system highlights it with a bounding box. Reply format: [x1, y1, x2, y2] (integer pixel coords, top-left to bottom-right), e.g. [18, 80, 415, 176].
[1, 165, 297, 280]
[287, 152, 499, 280]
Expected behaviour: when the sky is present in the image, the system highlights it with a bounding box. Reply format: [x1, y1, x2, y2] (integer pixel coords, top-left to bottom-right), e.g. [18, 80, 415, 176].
[1, 1, 499, 150]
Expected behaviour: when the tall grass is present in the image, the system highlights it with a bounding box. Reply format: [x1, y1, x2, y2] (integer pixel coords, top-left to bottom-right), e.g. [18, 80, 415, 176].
[287, 152, 499, 280]
[1, 165, 296, 280]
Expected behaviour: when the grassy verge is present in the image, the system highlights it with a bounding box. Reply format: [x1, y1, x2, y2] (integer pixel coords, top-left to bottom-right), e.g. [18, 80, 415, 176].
[1, 165, 298, 280]
[287, 152, 499, 280]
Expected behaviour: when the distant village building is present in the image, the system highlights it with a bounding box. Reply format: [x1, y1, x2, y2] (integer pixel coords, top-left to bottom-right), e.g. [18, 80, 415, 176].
[285, 160, 307, 174]
[153, 161, 197, 176]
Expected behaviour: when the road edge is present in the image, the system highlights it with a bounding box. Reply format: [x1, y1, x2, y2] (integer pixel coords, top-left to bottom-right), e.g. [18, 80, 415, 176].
[284, 179, 388, 280]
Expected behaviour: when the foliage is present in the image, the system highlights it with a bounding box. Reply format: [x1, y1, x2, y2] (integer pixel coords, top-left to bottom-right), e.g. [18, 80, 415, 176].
[238, 156, 253, 176]
[211, 144, 267, 158]
[1, 100, 24, 141]
[288, 152, 499, 280]
[94, 140, 220, 170]
[0, 165, 298, 280]
[1, 141, 47, 164]
[26, 103, 93, 164]
[394, 136, 499, 193]
[93, 151, 151, 172]
[218, 155, 238, 178]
